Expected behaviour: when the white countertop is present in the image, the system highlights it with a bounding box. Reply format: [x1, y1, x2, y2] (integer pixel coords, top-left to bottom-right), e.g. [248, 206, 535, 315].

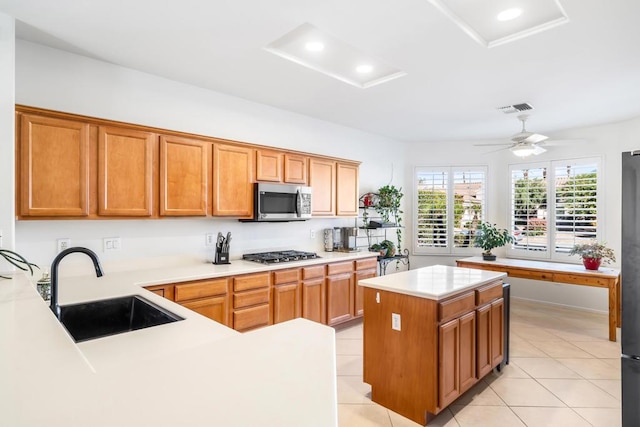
[0, 250, 377, 427]
[358, 264, 507, 300]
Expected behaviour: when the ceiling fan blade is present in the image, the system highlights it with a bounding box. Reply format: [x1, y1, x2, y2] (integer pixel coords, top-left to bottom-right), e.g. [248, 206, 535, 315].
[543, 138, 586, 146]
[474, 142, 514, 147]
[483, 146, 512, 154]
[522, 133, 549, 144]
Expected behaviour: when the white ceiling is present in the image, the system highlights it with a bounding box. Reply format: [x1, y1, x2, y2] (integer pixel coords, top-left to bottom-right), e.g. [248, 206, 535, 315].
[1, 0, 640, 142]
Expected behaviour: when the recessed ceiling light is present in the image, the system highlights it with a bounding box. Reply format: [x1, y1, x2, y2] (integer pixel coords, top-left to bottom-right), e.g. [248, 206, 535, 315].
[356, 64, 373, 74]
[305, 41, 325, 52]
[497, 8, 522, 22]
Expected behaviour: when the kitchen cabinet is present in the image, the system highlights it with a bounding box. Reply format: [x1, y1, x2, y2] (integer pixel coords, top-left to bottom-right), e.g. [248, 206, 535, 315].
[284, 153, 308, 184]
[97, 126, 156, 216]
[272, 268, 301, 324]
[159, 135, 209, 216]
[212, 143, 254, 217]
[326, 261, 354, 325]
[362, 272, 504, 425]
[309, 158, 336, 216]
[232, 272, 271, 332]
[256, 149, 282, 182]
[336, 162, 359, 216]
[18, 114, 90, 217]
[301, 265, 326, 324]
[354, 263, 377, 318]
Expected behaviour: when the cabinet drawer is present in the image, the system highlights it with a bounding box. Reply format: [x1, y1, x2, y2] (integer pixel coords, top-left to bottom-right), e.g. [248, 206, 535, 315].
[303, 265, 325, 280]
[233, 273, 270, 292]
[510, 269, 553, 281]
[439, 292, 475, 322]
[355, 258, 378, 271]
[475, 281, 503, 306]
[234, 304, 270, 331]
[327, 261, 354, 276]
[174, 279, 227, 302]
[233, 288, 270, 309]
[273, 268, 300, 285]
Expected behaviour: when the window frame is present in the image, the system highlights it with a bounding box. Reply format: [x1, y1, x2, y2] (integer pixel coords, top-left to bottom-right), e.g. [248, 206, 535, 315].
[506, 156, 603, 263]
[413, 165, 488, 256]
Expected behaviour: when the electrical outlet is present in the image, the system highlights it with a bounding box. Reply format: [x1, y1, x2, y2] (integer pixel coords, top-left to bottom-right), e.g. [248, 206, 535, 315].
[310, 229, 316, 239]
[205, 233, 216, 247]
[57, 238, 71, 253]
[391, 313, 401, 331]
[103, 237, 121, 252]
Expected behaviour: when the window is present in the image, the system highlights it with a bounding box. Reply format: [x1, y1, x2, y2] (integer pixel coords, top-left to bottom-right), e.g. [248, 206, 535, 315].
[508, 158, 601, 261]
[414, 166, 487, 255]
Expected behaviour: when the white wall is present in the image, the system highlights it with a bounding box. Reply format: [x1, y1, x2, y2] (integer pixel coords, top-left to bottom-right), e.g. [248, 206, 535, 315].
[13, 40, 406, 273]
[404, 116, 640, 313]
[0, 13, 15, 271]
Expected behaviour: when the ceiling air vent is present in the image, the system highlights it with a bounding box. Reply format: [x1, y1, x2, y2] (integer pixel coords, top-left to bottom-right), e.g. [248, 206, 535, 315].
[497, 103, 534, 114]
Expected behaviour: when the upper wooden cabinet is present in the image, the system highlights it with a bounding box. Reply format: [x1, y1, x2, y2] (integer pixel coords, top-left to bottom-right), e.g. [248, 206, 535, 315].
[160, 136, 209, 216]
[98, 126, 155, 216]
[256, 149, 282, 182]
[212, 143, 254, 217]
[284, 154, 308, 184]
[256, 150, 308, 185]
[309, 158, 336, 216]
[336, 162, 359, 216]
[19, 114, 90, 217]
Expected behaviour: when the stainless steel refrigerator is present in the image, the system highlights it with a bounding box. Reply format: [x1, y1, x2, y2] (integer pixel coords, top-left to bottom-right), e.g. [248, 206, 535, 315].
[621, 151, 640, 426]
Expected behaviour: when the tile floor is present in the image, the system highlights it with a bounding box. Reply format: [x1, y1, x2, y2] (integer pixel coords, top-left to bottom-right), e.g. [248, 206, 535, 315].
[335, 299, 622, 427]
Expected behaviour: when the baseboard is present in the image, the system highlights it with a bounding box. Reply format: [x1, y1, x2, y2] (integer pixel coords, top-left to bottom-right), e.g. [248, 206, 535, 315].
[511, 296, 608, 316]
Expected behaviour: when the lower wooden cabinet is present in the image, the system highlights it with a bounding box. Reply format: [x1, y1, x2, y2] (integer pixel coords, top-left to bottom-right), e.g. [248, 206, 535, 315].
[354, 268, 376, 317]
[232, 272, 271, 331]
[301, 266, 326, 324]
[272, 268, 301, 324]
[182, 296, 228, 326]
[326, 272, 353, 326]
[477, 298, 505, 378]
[439, 311, 477, 408]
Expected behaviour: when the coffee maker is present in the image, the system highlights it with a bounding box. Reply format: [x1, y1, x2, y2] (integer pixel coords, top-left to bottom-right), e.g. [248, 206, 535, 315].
[338, 227, 358, 252]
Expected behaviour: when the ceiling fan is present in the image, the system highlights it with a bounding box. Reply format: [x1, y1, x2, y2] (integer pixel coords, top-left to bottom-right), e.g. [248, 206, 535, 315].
[476, 114, 550, 157]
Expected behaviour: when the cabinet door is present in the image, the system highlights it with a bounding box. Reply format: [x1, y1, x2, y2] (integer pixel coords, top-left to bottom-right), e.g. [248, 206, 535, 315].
[354, 268, 376, 317]
[256, 149, 282, 182]
[182, 295, 229, 326]
[302, 278, 326, 324]
[213, 143, 254, 217]
[490, 298, 505, 368]
[284, 153, 308, 184]
[309, 158, 335, 216]
[159, 136, 209, 216]
[273, 282, 301, 324]
[439, 318, 460, 408]
[19, 114, 90, 217]
[476, 303, 492, 378]
[459, 311, 477, 394]
[98, 126, 155, 216]
[326, 273, 353, 325]
[336, 162, 359, 216]
[233, 304, 270, 332]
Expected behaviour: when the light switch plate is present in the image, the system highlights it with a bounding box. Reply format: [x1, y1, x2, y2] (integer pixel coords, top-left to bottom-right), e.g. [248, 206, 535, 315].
[392, 313, 401, 331]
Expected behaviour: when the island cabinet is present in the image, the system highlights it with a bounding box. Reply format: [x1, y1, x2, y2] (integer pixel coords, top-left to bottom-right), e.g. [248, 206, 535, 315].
[271, 268, 301, 324]
[18, 114, 91, 217]
[231, 272, 271, 332]
[361, 268, 505, 426]
[301, 265, 326, 324]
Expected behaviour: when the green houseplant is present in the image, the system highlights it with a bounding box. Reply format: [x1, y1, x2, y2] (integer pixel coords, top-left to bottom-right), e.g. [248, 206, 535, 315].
[475, 222, 514, 261]
[0, 249, 39, 280]
[370, 240, 396, 258]
[375, 185, 403, 251]
[568, 241, 615, 271]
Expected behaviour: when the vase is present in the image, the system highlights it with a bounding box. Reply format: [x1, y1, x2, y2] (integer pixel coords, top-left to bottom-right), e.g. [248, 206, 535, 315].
[583, 257, 602, 271]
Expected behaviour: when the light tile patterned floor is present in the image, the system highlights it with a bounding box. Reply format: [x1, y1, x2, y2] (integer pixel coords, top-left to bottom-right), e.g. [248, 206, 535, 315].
[335, 299, 622, 427]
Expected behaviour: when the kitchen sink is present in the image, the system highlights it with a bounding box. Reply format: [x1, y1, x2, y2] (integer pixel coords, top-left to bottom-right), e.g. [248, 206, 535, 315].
[59, 295, 184, 343]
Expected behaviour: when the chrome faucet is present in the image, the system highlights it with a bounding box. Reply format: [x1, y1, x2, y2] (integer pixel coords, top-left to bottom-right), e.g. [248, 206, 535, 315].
[50, 247, 104, 319]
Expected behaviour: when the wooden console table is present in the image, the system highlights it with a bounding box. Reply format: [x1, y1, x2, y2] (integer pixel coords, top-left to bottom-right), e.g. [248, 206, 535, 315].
[456, 257, 621, 342]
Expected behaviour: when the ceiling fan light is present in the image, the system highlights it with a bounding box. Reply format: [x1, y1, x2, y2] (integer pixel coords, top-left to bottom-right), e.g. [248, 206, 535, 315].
[532, 145, 547, 155]
[510, 145, 536, 157]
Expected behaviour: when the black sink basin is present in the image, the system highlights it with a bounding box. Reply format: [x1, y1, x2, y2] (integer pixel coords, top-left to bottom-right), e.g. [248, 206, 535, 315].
[59, 295, 184, 342]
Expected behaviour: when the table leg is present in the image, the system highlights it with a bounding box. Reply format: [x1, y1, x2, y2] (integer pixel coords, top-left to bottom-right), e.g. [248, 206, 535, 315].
[608, 282, 617, 342]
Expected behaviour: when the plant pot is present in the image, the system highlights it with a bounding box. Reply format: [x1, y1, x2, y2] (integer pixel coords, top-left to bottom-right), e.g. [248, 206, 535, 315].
[583, 257, 602, 271]
[482, 253, 497, 261]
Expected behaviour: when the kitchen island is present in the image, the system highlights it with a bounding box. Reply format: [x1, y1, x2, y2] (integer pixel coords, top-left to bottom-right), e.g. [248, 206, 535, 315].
[359, 265, 507, 426]
[0, 251, 377, 427]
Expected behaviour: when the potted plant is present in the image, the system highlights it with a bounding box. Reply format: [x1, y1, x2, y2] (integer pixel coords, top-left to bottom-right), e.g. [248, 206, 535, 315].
[568, 241, 616, 271]
[375, 185, 403, 251]
[475, 222, 514, 261]
[1, 249, 39, 280]
[370, 240, 396, 258]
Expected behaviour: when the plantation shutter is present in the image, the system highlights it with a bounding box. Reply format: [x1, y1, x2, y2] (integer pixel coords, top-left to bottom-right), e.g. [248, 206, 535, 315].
[416, 169, 449, 249]
[452, 169, 486, 248]
[510, 166, 548, 254]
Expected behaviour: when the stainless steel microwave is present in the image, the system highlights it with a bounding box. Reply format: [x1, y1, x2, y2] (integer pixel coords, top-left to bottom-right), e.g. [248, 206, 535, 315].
[250, 183, 312, 221]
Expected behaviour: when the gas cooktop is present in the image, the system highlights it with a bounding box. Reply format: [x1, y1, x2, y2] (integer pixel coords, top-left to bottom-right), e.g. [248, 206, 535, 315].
[242, 250, 321, 264]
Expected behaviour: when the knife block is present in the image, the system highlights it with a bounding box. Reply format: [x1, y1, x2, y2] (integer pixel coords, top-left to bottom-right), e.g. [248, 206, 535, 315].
[214, 249, 230, 265]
